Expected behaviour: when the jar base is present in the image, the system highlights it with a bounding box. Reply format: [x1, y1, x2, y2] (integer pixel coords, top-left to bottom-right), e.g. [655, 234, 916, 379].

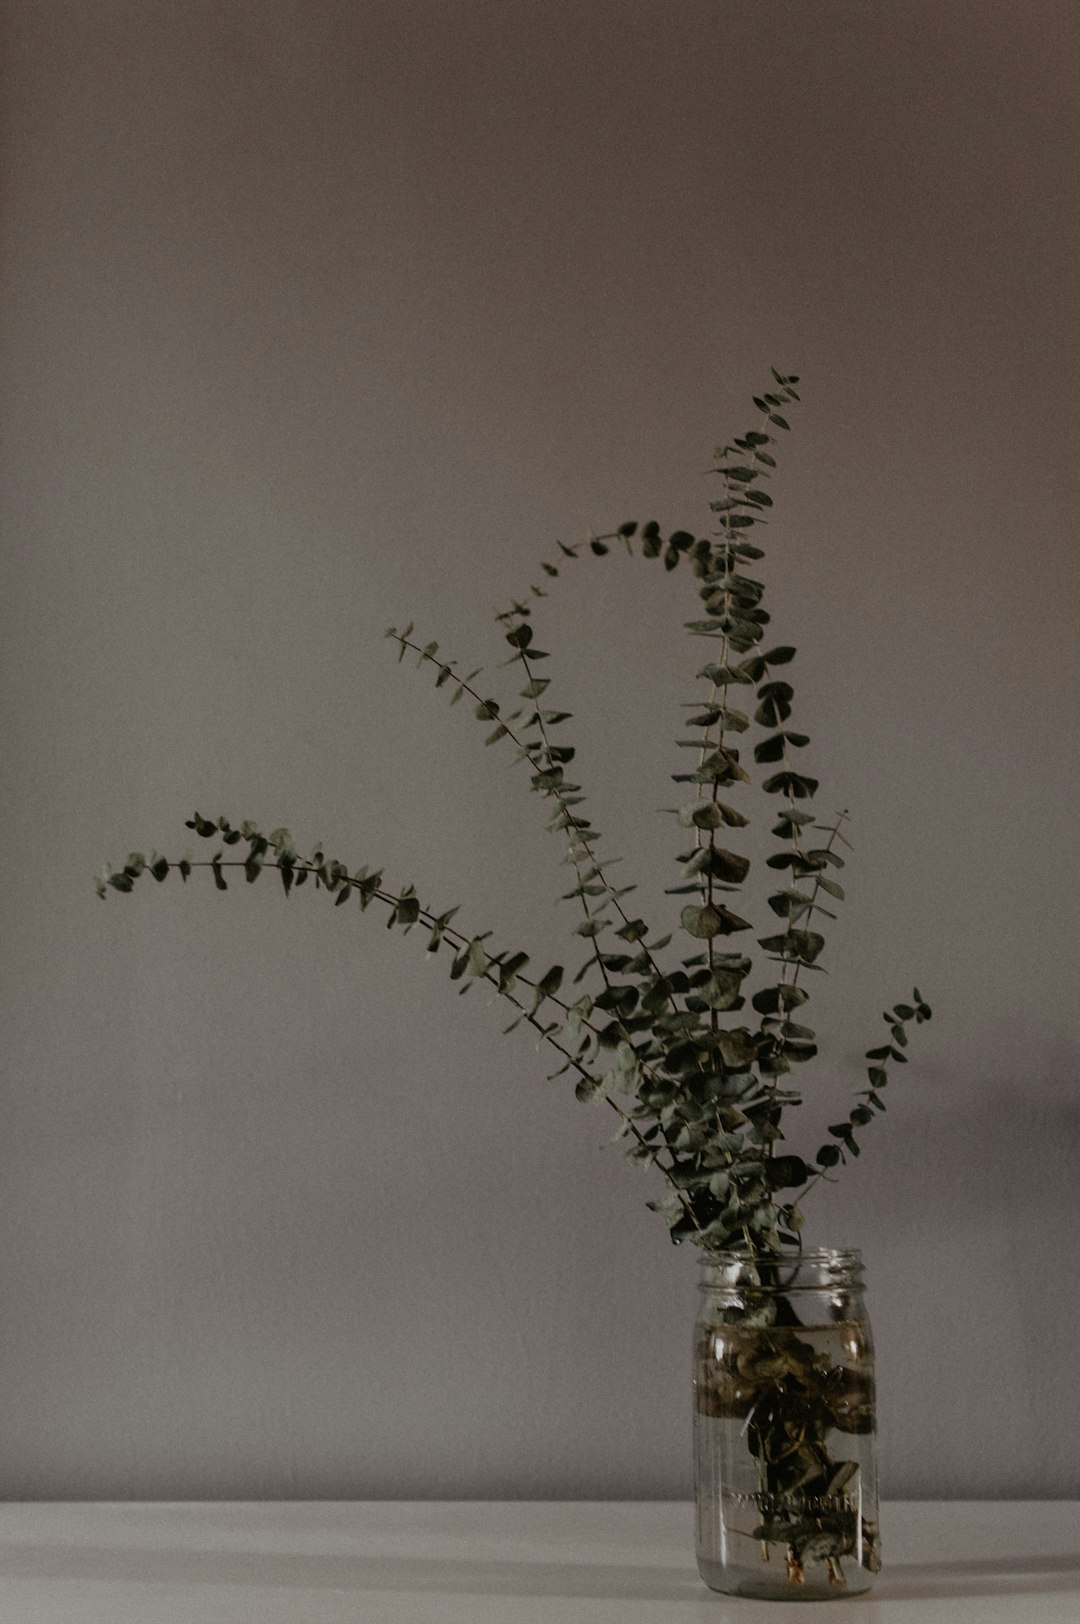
[697, 1557, 875, 1601]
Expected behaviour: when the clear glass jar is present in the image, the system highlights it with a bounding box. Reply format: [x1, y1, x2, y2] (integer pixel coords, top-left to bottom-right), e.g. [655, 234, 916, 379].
[693, 1248, 879, 1600]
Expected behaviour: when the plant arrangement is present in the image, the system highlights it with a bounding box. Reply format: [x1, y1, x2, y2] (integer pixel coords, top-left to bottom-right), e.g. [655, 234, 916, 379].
[98, 372, 930, 1593]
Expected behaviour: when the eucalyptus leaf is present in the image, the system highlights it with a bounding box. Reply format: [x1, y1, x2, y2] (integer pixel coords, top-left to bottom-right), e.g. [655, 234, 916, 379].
[757, 928, 825, 964]
[681, 903, 751, 939]
[761, 770, 819, 799]
[754, 683, 793, 727]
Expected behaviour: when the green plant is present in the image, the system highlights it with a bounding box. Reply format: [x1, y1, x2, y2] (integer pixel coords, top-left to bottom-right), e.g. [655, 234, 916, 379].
[98, 372, 930, 1259]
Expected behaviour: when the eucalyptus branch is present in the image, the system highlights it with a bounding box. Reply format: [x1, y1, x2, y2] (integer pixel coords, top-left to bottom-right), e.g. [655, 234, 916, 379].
[497, 614, 676, 1002]
[98, 818, 707, 1234]
[811, 991, 932, 1175]
[513, 638, 618, 995]
[386, 629, 664, 975]
[98, 815, 647, 1073]
[788, 812, 850, 993]
[687, 546, 741, 1034]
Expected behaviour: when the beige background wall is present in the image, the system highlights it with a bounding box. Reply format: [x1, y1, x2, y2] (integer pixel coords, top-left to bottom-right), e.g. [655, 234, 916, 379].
[2, 0, 1078, 1498]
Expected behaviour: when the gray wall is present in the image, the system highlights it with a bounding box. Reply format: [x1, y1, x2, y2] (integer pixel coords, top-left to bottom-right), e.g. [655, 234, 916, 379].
[2, 0, 1078, 1500]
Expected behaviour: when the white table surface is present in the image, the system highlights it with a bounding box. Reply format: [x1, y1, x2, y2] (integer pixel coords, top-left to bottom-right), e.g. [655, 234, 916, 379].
[0, 1501, 1076, 1622]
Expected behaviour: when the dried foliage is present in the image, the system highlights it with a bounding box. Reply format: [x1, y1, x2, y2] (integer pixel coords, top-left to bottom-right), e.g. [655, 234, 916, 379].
[99, 373, 930, 1257]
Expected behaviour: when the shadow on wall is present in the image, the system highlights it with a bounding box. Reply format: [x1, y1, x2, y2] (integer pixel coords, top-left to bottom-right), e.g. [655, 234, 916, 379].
[848, 1039, 1080, 1498]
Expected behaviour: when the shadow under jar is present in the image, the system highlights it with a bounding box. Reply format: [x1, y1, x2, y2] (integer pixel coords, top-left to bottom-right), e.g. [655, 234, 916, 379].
[694, 1248, 879, 1601]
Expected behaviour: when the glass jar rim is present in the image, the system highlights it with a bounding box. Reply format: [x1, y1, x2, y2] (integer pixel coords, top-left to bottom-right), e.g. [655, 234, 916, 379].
[698, 1246, 862, 1266]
